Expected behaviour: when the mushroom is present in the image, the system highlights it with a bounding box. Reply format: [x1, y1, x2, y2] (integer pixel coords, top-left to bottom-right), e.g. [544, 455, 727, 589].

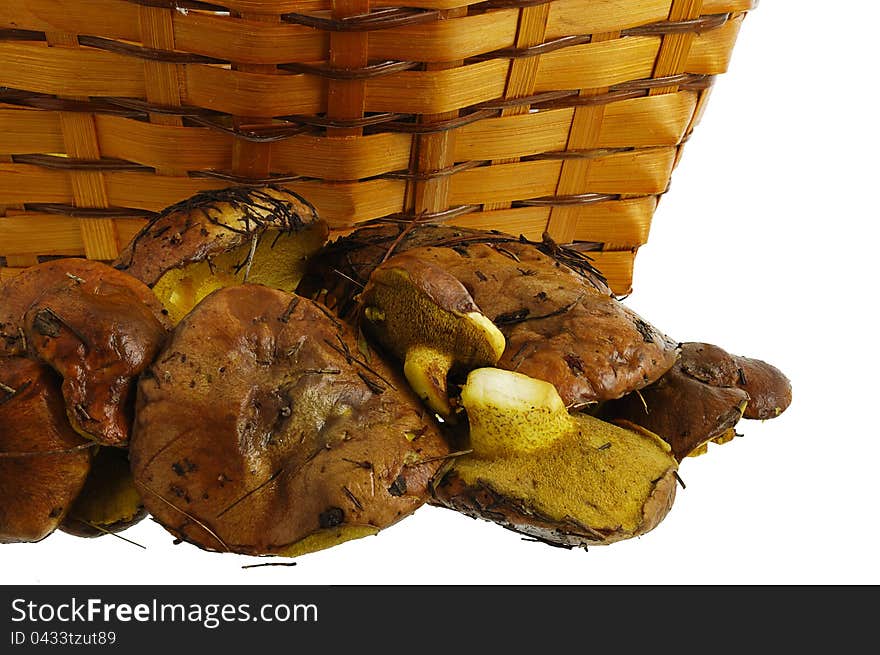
[359, 251, 505, 418]
[354, 241, 678, 412]
[599, 342, 792, 460]
[0, 356, 93, 543]
[129, 284, 450, 558]
[114, 185, 329, 324]
[431, 368, 679, 547]
[15, 260, 170, 446]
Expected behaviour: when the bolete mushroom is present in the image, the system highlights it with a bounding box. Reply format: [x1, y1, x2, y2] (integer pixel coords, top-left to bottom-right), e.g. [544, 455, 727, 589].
[431, 368, 679, 547]
[599, 342, 792, 460]
[13, 260, 171, 446]
[353, 241, 678, 412]
[0, 356, 93, 543]
[129, 284, 450, 558]
[359, 251, 505, 418]
[114, 185, 329, 324]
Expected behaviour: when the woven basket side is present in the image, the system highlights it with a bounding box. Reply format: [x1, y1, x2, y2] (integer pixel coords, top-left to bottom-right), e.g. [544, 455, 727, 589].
[0, 0, 755, 294]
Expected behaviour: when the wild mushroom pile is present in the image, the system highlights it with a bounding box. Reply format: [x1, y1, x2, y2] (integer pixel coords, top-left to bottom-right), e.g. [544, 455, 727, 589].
[0, 186, 792, 554]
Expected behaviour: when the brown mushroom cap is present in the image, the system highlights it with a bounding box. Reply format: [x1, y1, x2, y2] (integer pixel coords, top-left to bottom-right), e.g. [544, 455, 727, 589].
[362, 244, 678, 408]
[113, 185, 330, 324]
[297, 223, 610, 320]
[22, 262, 170, 446]
[130, 284, 450, 557]
[599, 363, 750, 461]
[1, 258, 155, 357]
[599, 341, 792, 459]
[0, 356, 93, 543]
[678, 342, 792, 420]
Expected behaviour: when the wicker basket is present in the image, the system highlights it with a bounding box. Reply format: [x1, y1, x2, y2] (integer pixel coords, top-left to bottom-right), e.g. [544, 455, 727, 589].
[0, 0, 754, 294]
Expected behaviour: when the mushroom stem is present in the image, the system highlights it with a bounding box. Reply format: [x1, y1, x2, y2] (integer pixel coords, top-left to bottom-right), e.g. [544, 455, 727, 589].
[403, 346, 455, 418]
[460, 368, 574, 458]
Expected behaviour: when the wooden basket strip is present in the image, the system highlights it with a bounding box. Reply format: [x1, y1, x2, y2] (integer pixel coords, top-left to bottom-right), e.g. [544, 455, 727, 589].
[406, 5, 471, 218]
[533, 37, 660, 92]
[446, 206, 551, 241]
[480, 2, 551, 212]
[94, 115, 231, 171]
[1, 1, 742, 67]
[138, 3, 186, 141]
[586, 250, 635, 295]
[365, 60, 509, 115]
[545, 29, 620, 244]
[0, 33, 736, 118]
[183, 67, 326, 118]
[449, 148, 674, 206]
[0, 0, 140, 43]
[565, 196, 657, 248]
[0, 214, 86, 257]
[0, 42, 145, 97]
[227, 10, 284, 180]
[41, 31, 119, 262]
[370, 9, 518, 62]
[325, 0, 370, 141]
[703, 0, 754, 12]
[686, 12, 743, 74]
[0, 110, 65, 154]
[544, 0, 671, 40]
[647, 0, 703, 97]
[598, 91, 697, 147]
[175, 12, 327, 64]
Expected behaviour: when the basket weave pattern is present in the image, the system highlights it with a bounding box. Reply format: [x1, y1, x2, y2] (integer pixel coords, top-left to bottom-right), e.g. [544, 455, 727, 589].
[0, 0, 754, 294]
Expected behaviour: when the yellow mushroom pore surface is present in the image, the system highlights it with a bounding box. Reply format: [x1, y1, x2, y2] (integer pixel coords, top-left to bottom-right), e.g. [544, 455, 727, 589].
[152, 226, 326, 324]
[457, 369, 676, 534]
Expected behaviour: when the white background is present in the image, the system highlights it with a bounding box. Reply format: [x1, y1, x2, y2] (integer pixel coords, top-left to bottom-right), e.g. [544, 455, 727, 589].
[4, 1, 879, 585]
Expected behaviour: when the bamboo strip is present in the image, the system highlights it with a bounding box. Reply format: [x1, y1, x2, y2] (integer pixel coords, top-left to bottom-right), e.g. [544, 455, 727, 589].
[174, 12, 327, 64]
[545, 0, 671, 40]
[229, 10, 283, 179]
[686, 12, 744, 74]
[649, 0, 703, 96]
[566, 196, 657, 248]
[0, 214, 84, 256]
[0, 110, 64, 154]
[586, 250, 636, 296]
[455, 108, 571, 163]
[273, 132, 413, 180]
[481, 2, 551, 212]
[533, 37, 660, 92]
[408, 5, 470, 217]
[0, 43, 145, 97]
[598, 91, 697, 147]
[3, 256, 39, 268]
[365, 60, 509, 115]
[545, 30, 620, 244]
[44, 31, 118, 262]
[183, 66, 326, 118]
[449, 160, 562, 206]
[93, 115, 231, 171]
[447, 206, 550, 242]
[369, 10, 518, 62]
[326, 0, 370, 138]
[138, 4, 185, 140]
[703, 0, 755, 11]
[0, 0, 140, 43]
